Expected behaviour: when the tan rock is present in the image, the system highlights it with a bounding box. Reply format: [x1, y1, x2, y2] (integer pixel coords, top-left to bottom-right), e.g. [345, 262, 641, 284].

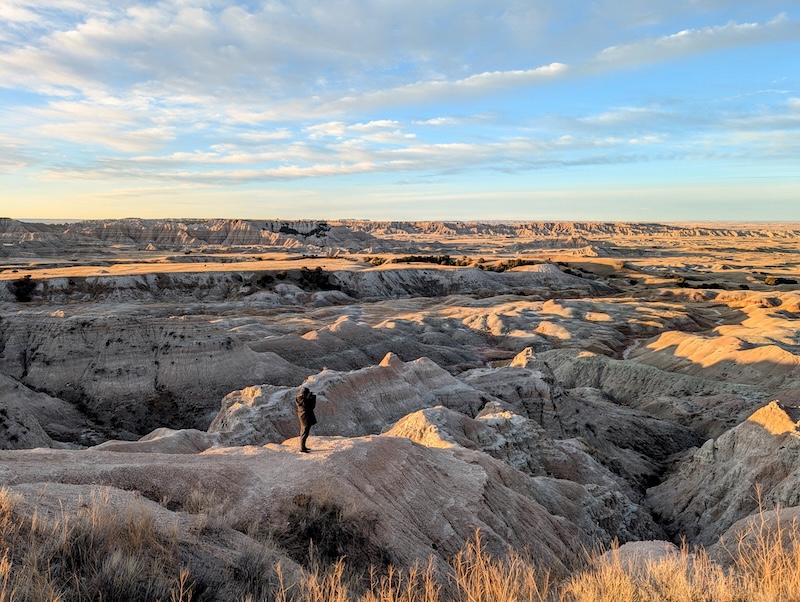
[209, 354, 494, 446]
[648, 400, 800, 545]
[386, 405, 665, 544]
[0, 435, 592, 575]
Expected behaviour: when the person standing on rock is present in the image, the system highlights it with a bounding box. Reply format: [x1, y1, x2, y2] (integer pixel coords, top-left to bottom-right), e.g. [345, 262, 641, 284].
[296, 387, 317, 453]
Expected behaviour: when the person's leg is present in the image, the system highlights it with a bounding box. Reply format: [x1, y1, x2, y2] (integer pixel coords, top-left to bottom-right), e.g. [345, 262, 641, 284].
[300, 424, 311, 452]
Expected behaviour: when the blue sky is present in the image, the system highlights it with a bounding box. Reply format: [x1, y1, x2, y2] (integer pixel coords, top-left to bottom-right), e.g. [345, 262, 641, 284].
[0, 1, 798, 221]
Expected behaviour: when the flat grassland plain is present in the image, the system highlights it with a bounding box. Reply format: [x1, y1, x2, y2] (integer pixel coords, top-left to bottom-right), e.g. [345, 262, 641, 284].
[2, 218, 800, 601]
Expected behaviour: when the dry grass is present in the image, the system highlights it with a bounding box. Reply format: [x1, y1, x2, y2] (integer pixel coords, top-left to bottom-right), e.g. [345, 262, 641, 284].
[0, 486, 191, 601]
[277, 511, 800, 602]
[556, 510, 800, 602]
[450, 534, 552, 602]
[4, 484, 800, 602]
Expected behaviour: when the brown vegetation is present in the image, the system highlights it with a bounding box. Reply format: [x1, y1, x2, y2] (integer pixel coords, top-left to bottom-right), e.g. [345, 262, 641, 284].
[3, 485, 800, 602]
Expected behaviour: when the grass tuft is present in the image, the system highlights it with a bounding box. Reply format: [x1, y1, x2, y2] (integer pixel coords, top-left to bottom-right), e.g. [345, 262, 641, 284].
[4, 484, 800, 602]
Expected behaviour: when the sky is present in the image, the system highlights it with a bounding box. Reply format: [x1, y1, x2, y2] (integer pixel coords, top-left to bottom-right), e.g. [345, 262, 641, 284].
[0, 0, 798, 221]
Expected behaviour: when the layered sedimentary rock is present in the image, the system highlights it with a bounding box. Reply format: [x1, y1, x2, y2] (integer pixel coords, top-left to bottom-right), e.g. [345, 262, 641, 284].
[459, 349, 704, 491]
[248, 315, 480, 372]
[540, 348, 767, 438]
[386, 405, 664, 543]
[5, 219, 800, 580]
[6, 219, 799, 260]
[1, 265, 612, 304]
[628, 292, 800, 390]
[0, 218, 379, 255]
[208, 353, 492, 446]
[648, 400, 800, 545]
[332, 263, 613, 299]
[0, 373, 101, 448]
[0, 435, 594, 575]
[0, 309, 311, 435]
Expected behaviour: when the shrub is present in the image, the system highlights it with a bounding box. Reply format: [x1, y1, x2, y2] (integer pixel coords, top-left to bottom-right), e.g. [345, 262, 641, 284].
[256, 273, 275, 287]
[394, 255, 455, 266]
[765, 276, 797, 286]
[272, 494, 393, 580]
[5, 486, 800, 602]
[300, 266, 341, 291]
[8, 275, 36, 302]
[488, 259, 537, 273]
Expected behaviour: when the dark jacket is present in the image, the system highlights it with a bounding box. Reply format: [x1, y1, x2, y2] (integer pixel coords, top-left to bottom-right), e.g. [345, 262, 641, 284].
[296, 388, 317, 428]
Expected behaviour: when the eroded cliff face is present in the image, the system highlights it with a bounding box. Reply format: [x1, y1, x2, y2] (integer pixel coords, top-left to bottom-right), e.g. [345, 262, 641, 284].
[0, 264, 612, 304]
[0, 258, 628, 440]
[4, 220, 800, 594]
[0, 435, 590, 578]
[648, 400, 800, 545]
[0, 309, 311, 435]
[6, 218, 799, 257]
[4, 350, 703, 586]
[0, 218, 377, 255]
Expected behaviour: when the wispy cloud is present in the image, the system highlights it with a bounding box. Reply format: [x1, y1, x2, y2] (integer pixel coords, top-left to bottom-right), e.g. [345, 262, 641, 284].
[329, 63, 569, 111]
[0, 133, 32, 169]
[591, 13, 798, 70]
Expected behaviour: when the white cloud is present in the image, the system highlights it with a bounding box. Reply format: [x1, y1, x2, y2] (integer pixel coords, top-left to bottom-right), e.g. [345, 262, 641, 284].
[306, 120, 406, 139]
[35, 122, 175, 153]
[237, 130, 293, 143]
[331, 63, 568, 110]
[2, 1, 798, 217]
[306, 122, 347, 139]
[580, 106, 671, 125]
[0, 4, 39, 23]
[592, 13, 797, 69]
[0, 133, 32, 170]
[413, 117, 460, 126]
[39, 129, 681, 186]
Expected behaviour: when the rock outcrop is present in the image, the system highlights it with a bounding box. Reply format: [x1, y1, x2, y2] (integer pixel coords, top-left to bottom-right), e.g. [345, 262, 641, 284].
[0, 218, 379, 256]
[386, 405, 664, 544]
[248, 315, 479, 372]
[460, 349, 705, 491]
[540, 348, 766, 438]
[5, 219, 800, 258]
[208, 353, 493, 446]
[0, 435, 594, 575]
[0, 309, 312, 435]
[332, 264, 613, 300]
[648, 400, 800, 545]
[0, 373, 97, 448]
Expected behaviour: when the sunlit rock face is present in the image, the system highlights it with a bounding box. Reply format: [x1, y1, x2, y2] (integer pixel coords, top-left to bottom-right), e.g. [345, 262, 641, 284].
[0, 218, 379, 256]
[648, 400, 800, 546]
[539, 348, 767, 438]
[247, 314, 481, 372]
[208, 353, 493, 446]
[385, 405, 665, 544]
[0, 435, 595, 576]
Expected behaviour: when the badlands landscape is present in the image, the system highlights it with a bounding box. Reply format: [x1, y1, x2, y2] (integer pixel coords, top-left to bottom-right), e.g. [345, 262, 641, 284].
[2, 217, 800, 600]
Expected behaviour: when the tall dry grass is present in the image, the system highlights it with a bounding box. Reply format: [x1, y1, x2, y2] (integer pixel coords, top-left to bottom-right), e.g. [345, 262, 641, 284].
[0, 486, 192, 602]
[4, 484, 800, 601]
[260, 514, 800, 602]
